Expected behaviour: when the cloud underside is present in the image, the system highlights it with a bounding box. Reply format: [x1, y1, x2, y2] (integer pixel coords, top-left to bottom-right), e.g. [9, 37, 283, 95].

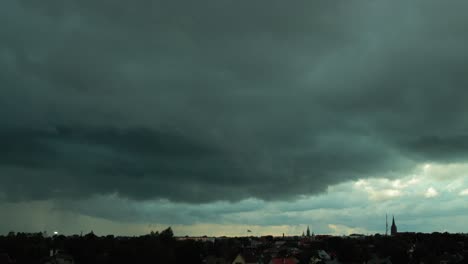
[1, 0, 468, 204]
[2, 164, 468, 235]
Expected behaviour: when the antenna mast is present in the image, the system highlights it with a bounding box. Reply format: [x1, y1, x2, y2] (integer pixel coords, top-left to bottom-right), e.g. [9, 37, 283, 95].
[386, 214, 388, 236]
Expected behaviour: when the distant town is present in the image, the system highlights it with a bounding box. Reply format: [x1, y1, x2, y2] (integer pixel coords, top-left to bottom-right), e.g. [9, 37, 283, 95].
[1, 217, 467, 264]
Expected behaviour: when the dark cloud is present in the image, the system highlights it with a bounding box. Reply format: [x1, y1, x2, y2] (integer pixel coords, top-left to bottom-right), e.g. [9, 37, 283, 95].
[0, 127, 246, 202]
[406, 135, 468, 162]
[1, 0, 468, 204]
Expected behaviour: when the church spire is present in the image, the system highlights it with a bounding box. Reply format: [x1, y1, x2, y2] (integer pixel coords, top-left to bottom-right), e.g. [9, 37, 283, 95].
[306, 226, 310, 237]
[391, 215, 398, 236]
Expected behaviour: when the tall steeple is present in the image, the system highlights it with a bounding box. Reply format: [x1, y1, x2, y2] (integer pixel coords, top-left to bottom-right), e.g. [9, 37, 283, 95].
[391, 215, 398, 236]
[306, 226, 310, 237]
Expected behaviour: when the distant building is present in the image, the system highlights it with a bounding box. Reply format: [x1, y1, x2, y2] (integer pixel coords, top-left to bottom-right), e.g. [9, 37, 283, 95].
[43, 250, 74, 264]
[232, 253, 258, 264]
[367, 256, 392, 264]
[274, 241, 286, 248]
[0, 253, 14, 264]
[310, 250, 341, 264]
[317, 250, 331, 260]
[391, 216, 398, 236]
[269, 257, 299, 264]
[176, 236, 216, 242]
[348, 234, 365, 239]
[205, 255, 228, 264]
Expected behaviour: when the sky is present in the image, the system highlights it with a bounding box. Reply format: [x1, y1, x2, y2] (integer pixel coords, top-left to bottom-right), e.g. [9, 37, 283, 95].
[1, 0, 468, 236]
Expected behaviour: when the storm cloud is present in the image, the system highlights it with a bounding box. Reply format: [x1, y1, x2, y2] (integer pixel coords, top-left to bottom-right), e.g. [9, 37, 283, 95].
[1, 0, 468, 206]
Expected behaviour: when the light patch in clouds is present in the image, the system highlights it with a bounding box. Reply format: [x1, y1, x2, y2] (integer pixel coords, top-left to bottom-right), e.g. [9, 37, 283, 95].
[424, 187, 439, 198]
[391, 177, 421, 189]
[419, 162, 468, 181]
[353, 162, 468, 202]
[327, 224, 373, 236]
[354, 179, 405, 201]
[370, 189, 403, 201]
[459, 189, 468, 196]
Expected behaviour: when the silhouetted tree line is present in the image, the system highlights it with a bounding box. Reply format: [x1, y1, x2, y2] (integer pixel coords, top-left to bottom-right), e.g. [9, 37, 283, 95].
[1, 230, 467, 264]
[0, 227, 203, 264]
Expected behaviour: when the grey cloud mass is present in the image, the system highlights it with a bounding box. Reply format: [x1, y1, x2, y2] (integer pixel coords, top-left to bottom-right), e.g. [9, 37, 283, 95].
[1, 0, 468, 204]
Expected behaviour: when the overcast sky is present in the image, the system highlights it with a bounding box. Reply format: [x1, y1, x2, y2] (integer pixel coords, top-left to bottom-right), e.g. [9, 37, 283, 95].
[1, 0, 468, 236]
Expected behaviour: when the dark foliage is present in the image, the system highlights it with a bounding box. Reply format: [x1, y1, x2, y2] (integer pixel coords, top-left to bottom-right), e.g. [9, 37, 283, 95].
[0, 231, 467, 264]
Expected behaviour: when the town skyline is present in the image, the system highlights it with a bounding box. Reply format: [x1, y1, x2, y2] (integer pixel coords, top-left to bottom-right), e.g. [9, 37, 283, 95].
[2, 227, 467, 263]
[3, 214, 462, 238]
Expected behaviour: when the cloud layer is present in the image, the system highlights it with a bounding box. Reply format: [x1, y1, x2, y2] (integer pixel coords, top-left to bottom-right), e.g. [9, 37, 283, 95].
[1, 0, 468, 231]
